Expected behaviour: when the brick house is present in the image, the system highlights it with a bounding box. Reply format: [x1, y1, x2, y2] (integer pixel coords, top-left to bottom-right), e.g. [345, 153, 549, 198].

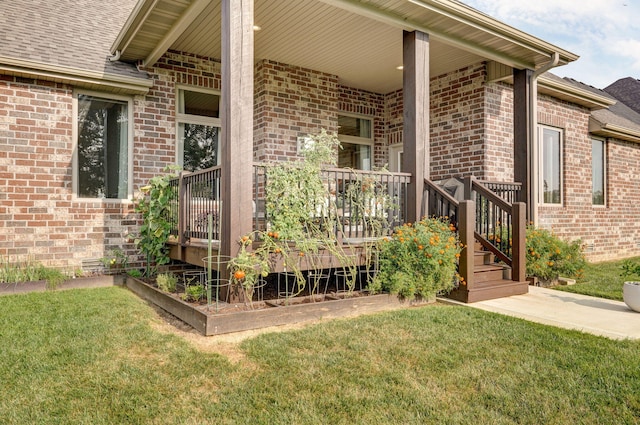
[1, 0, 638, 280]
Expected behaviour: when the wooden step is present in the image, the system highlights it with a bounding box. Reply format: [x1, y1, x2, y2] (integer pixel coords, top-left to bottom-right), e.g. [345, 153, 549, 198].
[474, 250, 494, 266]
[446, 279, 529, 303]
[473, 264, 510, 283]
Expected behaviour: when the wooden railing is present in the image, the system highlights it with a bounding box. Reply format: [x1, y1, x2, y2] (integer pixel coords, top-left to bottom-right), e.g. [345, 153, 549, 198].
[170, 165, 410, 244]
[424, 176, 526, 288]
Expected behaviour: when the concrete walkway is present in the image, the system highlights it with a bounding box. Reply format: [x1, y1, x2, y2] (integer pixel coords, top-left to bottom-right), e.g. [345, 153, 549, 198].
[442, 286, 640, 340]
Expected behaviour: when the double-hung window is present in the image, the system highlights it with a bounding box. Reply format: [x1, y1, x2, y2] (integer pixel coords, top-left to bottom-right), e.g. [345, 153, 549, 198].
[75, 92, 132, 199]
[592, 138, 606, 205]
[337, 114, 373, 170]
[539, 126, 563, 205]
[176, 87, 221, 171]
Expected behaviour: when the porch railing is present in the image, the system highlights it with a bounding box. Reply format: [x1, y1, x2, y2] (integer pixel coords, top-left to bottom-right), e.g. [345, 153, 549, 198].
[424, 176, 526, 288]
[170, 165, 410, 244]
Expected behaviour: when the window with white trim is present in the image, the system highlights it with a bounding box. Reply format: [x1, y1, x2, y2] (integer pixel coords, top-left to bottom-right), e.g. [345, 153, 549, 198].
[539, 126, 563, 205]
[592, 138, 606, 205]
[176, 87, 221, 171]
[75, 92, 132, 199]
[337, 114, 373, 170]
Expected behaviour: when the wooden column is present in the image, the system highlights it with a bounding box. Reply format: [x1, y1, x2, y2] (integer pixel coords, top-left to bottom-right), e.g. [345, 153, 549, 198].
[220, 0, 254, 260]
[511, 202, 527, 282]
[513, 68, 533, 219]
[458, 200, 475, 290]
[403, 30, 429, 223]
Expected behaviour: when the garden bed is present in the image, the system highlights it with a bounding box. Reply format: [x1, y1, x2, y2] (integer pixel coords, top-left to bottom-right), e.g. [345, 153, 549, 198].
[125, 276, 433, 335]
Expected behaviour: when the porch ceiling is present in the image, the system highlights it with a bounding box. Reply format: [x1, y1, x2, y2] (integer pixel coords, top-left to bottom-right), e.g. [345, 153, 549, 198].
[113, 0, 578, 94]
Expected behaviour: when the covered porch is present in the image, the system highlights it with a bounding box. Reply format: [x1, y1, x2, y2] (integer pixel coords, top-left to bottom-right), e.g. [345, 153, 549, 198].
[112, 0, 578, 302]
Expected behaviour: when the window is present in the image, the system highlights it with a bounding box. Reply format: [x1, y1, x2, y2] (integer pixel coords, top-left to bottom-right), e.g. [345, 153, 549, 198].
[75, 93, 131, 199]
[539, 126, 562, 205]
[592, 139, 606, 205]
[338, 114, 373, 170]
[176, 87, 221, 171]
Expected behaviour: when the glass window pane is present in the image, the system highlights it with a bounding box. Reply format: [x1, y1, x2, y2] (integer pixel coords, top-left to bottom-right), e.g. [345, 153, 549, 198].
[592, 139, 605, 205]
[338, 142, 371, 170]
[180, 124, 219, 171]
[338, 115, 372, 139]
[542, 128, 561, 204]
[77, 95, 128, 198]
[178, 90, 220, 118]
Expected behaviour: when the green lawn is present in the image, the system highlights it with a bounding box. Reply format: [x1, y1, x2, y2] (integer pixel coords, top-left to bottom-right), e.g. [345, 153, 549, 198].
[553, 256, 640, 301]
[1, 287, 639, 424]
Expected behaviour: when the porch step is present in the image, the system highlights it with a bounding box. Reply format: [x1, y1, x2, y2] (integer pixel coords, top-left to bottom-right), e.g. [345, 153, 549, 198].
[474, 264, 510, 282]
[474, 250, 494, 266]
[447, 279, 529, 303]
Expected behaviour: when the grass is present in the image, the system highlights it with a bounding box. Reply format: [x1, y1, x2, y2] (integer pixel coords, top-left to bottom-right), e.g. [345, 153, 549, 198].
[1, 287, 639, 424]
[553, 256, 640, 301]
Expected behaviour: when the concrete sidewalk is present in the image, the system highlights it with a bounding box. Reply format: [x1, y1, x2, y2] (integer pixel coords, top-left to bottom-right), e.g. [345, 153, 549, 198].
[442, 286, 640, 340]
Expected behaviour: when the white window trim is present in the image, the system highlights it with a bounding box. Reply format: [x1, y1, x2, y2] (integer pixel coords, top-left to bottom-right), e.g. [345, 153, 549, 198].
[388, 143, 403, 172]
[591, 137, 607, 207]
[72, 89, 134, 202]
[175, 85, 222, 168]
[538, 125, 563, 206]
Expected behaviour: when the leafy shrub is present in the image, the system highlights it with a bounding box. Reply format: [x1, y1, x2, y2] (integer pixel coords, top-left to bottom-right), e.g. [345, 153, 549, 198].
[526, 225, 585, 281]
[371, 218, 462, 299]
[156, 273, 177, 293]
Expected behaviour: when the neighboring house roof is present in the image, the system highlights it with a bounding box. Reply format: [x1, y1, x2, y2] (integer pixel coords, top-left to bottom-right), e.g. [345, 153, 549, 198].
[564, 77, 640, 142]
[604, 78, 640, 116]
[0, 0, 152, 94]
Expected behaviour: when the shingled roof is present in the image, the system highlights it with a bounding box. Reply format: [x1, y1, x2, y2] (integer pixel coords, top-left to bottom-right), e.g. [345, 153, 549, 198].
[563, 77, 640, 142]
[605, 77, 640, 116]
[0, 0, 149, 87]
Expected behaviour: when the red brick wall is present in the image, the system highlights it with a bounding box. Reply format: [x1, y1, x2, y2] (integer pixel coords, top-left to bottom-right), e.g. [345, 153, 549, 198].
[254, 60, 339, 162]
[535, 94, 640, 261]
[0, 76, 137, 269]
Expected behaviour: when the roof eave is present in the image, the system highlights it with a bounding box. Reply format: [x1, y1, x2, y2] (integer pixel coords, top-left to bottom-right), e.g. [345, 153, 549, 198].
[589, 117, 640, 143]
[538, 75, 615, 110]
[0, 56, 153, 95]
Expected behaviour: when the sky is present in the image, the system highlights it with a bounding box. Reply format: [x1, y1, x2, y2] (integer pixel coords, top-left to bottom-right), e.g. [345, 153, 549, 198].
[462, 0, 640, 89]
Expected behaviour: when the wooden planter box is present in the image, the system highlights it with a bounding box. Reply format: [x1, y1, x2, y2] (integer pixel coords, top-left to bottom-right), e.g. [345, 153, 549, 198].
[125, 276, 434, 335]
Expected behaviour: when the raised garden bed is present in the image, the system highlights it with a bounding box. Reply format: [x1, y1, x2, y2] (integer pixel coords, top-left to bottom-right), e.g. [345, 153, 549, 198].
[125, 276, 434, 335]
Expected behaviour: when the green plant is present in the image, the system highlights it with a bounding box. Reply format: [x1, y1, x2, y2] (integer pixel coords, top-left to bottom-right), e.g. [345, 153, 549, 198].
[127, 269, 143, 278]
[0, 256, 68, 289]
[621, 259, 640, 279]
[526, 225, 586, 281]
[228, 234, 271, 303]
[156, 272, 177, 293]
[265, 129, 340, 241]
[370, 217, 462, 299]
[99, 248, 128, 271]
[182, 277, 205, 302]
[134, 166, 180, 277]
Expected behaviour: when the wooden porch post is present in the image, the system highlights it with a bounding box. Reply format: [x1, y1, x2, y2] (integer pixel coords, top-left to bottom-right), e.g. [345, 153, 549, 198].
[458, 200, 475, 290]
[511, 202, 527, 282]
[220, 0, 254, 259]
[403, 30, 429, 223]
[513, 68, 533, 219]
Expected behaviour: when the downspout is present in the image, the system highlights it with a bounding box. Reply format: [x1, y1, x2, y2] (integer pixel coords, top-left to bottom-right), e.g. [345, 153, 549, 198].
[108, 50, 122, 62]
[529, 52, 559, 225]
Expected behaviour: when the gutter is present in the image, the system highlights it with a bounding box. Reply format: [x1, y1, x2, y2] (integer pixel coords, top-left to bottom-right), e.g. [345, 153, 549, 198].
[0, 56, 153, 95]
[529, 52, 559, 225]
